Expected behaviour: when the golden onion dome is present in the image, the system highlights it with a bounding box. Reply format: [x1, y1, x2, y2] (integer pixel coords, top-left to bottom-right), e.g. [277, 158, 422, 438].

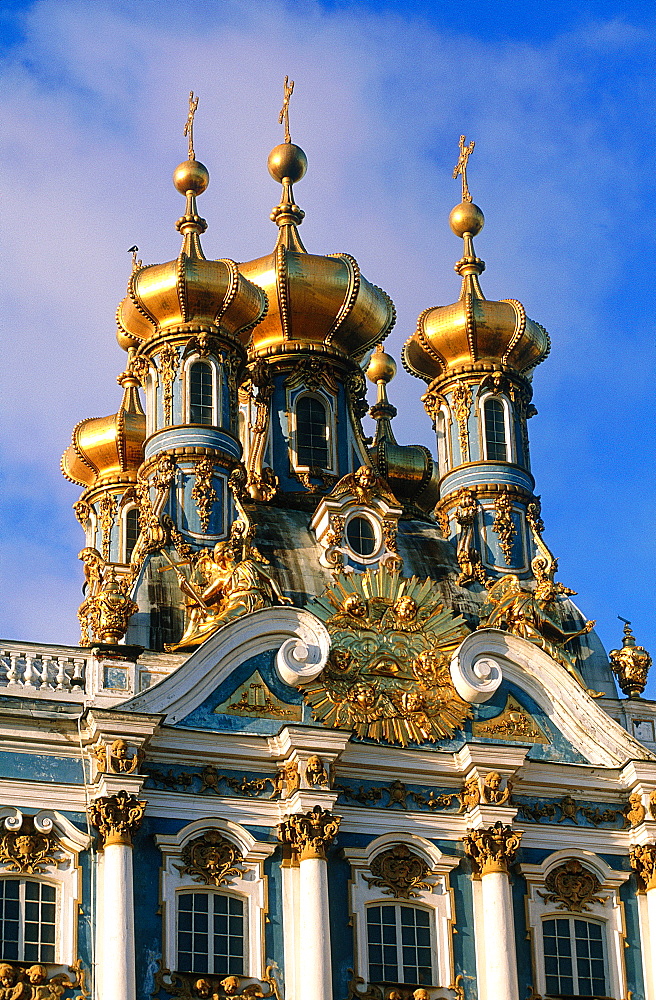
[238, 142, 395, 361]
[403, 196, 550, 382]
[61, 370, 145, 489]
[116, 158, 267, 351]
[366, 347, 439, 514]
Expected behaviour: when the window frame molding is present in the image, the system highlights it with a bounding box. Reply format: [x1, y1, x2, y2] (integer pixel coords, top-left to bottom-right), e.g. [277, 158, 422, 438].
[183, 355, 219, 428]
[0, 807, 90, 968]
[156, 817, 276, 980]
[289, 389, 336, 475]
[119, 503, 141, 565]
[342, 508, 384, 566]
[521, 849, 629, 1000]
[343, 833, 459, 989]
[479, 392, 514, 464]
[435, 405, 453, 480]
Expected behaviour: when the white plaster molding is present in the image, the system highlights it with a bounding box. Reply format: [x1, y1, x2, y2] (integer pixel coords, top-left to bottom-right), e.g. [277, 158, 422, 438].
[156, 817, 275, 979]
[276, 626, 330, 687]
[521, 848, 629, 1000]
[450, 645, 502, 704]
[120, 606, 331, 723]
[453, 629, 654, 766]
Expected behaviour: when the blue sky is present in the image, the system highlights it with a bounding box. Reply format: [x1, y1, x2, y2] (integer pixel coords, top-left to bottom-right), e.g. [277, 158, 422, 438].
[0, 0, 654, 689]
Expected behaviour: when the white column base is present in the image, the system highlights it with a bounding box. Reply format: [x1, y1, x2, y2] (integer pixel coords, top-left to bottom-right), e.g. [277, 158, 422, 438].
[480, 870, 519, 1000]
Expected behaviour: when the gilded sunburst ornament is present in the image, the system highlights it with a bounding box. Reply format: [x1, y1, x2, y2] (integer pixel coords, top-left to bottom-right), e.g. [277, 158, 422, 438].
[304, 566, 471, 746]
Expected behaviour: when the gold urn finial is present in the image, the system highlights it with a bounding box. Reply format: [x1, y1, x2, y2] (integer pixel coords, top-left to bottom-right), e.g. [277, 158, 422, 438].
[268, 76, 307, 250]
[172, 90, 209, 258]
[610, 618, 652, 698]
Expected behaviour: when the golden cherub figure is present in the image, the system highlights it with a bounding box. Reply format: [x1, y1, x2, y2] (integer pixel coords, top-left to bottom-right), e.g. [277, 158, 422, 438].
[184, 90, 199, 160]
[453, 134, 475, 203]
[279, 75, 294, 144]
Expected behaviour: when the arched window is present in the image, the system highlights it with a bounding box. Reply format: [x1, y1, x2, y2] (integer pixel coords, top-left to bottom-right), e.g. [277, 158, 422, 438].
[346, 515, 377, 557]
[366, 903, 433, 986]
[296, 396, 329, 468]
[124, 507, 140, 563]
[436, 409, 449, 478]
[542, 916, 608, 998]
[177, 890, 245, 976]
[483, 397, 508, 461]
[189, 361, 214, 425]
[0, 878, 56, 963]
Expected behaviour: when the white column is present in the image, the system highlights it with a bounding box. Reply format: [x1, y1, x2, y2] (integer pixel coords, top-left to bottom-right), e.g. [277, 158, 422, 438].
[281, 861, 300, 1000]
[299, 855, 333, 1000]
[479, 869, 519, 1000]
[89, 791, 145, 1000]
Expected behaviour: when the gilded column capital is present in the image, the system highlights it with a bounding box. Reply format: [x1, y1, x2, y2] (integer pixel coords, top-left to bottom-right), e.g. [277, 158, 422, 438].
[463, 821, 522, 875]
[88, 790, 146, 848]
[630, 843, 656, 891]
[277, 805, 340, 861]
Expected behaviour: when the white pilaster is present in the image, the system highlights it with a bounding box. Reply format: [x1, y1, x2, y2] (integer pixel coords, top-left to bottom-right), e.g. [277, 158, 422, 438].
[298, 855, 333, 1000]
[100, 841, 136, 1000]
[479, 868, 518, 1000]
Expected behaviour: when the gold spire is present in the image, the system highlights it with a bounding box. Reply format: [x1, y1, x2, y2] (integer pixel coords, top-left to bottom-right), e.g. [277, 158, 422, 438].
[172, 91, 209, 258]
[453, 135, 475, 203]
[278, 75, 294, 144]
[268, 76, 307, 251]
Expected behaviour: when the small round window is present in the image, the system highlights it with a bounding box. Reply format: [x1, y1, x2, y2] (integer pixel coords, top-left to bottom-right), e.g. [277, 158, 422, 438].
[346, 516, 376, 557]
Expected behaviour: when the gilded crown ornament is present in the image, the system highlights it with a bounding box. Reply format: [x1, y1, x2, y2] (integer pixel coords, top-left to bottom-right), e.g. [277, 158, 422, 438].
[463, 821, 522, 875]
[610, 619, 652, 698]
[304, 564, 471, 746]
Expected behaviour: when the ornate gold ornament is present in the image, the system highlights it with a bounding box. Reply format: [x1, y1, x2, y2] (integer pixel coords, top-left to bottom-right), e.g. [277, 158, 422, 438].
[420, 384, 447, 428]
[97, 493, 117, 562]
[492, 493, 516, 565]
[463, 821, 522, 875]
[626, 792, 646, 828]
[73, 499, 91, 526]
[363, 844, 437, 899]
[453, 134, 476, 203]
[538, 859, 609, 912]
[157, 344, 179, 425]
[649, 790, 656, 820]
[436, 506, 450, 539]
[472, 695, 548, 743]
[305, 755, 329, 787]
[610, 621, 652, 698]
[129, 352, 151, 387]
[329, 465, 398, 507]
[526, 496, 545, 536]
[153, 962, 282, 1000]
[214, 671, 300, 721]
[78, 567, 138, 645]
[279, 75, 295, 144]
[88, 790, 146, 848]
[284, 356, 339, 394]
[459, 776, 481, 812]
[91, 738, 144, 775]
[304, 565, 471, 747]
[176, 831, 245, 887]
[451, 382, 472, 461]
[480, 519, 595, 692]
[454, 487, 487, 587]
[516, 795, 626, 828]
[270, 761, 300, 800]
[0, 961, 88, 1000]
[0, 815, 59, 875]
[191, 458, 218, 533]
[184, 90, 199, 160]
[152, 453, 177, 494]
[630, 844, 656, 891]
[277, 805, 340, 861]
[481, 770, 512, 805]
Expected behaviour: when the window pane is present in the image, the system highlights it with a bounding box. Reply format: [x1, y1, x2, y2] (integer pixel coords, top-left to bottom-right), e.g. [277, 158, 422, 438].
[190, 362, 214, 425]
[125, 508, 140, 562]
[400, 907, 433, 985]
[367, 905, 399, 983]
[23, 881, 57, 963]
[543, 917, 574, 996]
[213, 894, 244, 975]
[346, 516, 376, 557]
[484, 398, 507, 461]
[575, 920, 607, 997]
[0, 880, 20, 961]
[296, 397, 329, 468]
[177, 893, 210, 974]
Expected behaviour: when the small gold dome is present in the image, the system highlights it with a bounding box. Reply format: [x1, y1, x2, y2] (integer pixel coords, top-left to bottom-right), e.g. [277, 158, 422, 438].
[116, 161, 267, 351]
[403, 203, 550, 381]
[61, 378, 145, 489]
[239, 145, 395, 361]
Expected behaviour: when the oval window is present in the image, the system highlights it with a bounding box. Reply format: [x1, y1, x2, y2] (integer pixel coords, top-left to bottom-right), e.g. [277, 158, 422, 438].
[346, 516, 376, 557]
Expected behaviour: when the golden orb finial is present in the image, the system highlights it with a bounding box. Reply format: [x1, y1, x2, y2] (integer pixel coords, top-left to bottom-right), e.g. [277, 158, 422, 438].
[367, 344, 397, 385]
[173, 90, 209, 197]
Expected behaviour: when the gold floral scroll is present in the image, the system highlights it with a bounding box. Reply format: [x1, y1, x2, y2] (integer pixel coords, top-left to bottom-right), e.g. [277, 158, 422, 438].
[304, 565, 471, 747]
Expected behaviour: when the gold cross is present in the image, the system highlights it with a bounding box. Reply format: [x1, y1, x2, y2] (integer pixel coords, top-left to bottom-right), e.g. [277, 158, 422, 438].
[453, 134, 475, 203]
[184, 90, 199, 160]
[278, 76, 294, 144]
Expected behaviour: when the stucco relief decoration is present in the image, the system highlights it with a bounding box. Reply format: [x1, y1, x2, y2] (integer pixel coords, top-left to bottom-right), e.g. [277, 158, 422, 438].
[269, 760, 300, 799]
[363, 844, 437, 899]
[157, 344, 179, 425]
[626, 792, 646, 828]
[630, 844, 656, 891]
[538, 859, 609, 912]
[454, 487, 487, 587]
[492, 493, 516, 565]
[277, 805, 340, 861]
[463, 821, 522, 875]
[88, 790, 146, 848]
[97, 493, 117, 562]
[91, 738, 144, 775]
[305, 755, 329, 787]
[176, 831, 245, 887]
[153, 963, 282, 1000]
[0, 961, 88, 1000]
[191, 458, 218, 532]
[304, 564, 471, 746]
[0, 815, 60, 875]
[481, 771, 512, 805]
[451, 382, 472, 461]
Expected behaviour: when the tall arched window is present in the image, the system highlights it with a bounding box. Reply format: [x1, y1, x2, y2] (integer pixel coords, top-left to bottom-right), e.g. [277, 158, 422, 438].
[177, 890, 245, 975]
[367, 903, 433, 986]
[542, 916, 608, 998]
[296, 396, 329, 468]
[483, 397, 508, 461]
[0, 878, 57, 963]
[124, 507, 140, 563]
[189, 361, 214, 425]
